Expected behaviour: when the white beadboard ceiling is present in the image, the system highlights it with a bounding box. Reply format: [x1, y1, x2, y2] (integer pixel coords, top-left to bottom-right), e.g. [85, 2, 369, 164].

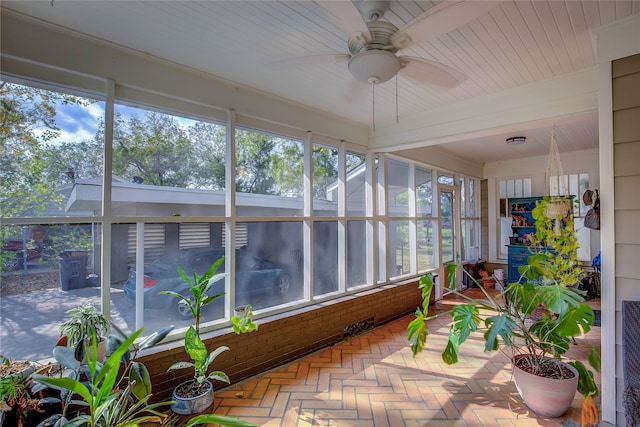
[2, 0, 639, 164]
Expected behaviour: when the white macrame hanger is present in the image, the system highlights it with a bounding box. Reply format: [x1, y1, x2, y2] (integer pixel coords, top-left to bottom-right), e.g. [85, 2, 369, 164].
[545, 126, 567, 196]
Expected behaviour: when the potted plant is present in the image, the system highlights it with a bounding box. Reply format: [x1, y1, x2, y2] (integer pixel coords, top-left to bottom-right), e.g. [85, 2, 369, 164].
[59, 303, 110, 362]
[0, 356, 39, 427]
[31, 324, 176, 427]
[160, 257, 258, 416]
[408, 196, 600, 423]
[232, 304, 258, 334]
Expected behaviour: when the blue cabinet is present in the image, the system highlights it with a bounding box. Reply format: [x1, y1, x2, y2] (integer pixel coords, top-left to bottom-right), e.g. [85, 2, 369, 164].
[507, 197, 542, 283]
[508, 245, 531, 283]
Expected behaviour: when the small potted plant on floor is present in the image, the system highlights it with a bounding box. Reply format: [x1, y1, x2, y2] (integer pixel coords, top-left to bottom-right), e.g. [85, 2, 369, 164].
[59, 303, 110, 362]
[0, 355, 39, 427]
[160, 257, 258, 416]
[408, 196, 600, 424]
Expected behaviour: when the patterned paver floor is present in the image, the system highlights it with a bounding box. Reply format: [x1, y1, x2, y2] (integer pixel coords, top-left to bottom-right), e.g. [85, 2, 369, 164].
[207, 289, 601, 426]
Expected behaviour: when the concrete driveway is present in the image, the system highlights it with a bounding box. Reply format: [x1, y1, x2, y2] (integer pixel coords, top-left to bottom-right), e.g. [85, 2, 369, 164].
[0, 284, 193, 361]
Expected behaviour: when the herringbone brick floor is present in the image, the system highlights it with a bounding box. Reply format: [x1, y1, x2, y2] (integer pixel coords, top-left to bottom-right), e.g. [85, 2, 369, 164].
[208, 290, 601, 426]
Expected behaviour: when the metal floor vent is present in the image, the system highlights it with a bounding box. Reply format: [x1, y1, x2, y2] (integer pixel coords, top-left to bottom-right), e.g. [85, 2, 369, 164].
[343, 317, 375, 338]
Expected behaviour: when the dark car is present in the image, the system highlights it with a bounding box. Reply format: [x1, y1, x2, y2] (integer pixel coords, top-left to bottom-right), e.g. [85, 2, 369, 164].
[123, 247, 295, 317]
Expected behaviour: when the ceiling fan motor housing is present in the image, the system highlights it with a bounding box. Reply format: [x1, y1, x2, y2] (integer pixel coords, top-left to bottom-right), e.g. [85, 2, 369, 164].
[348, 50, 401, 84]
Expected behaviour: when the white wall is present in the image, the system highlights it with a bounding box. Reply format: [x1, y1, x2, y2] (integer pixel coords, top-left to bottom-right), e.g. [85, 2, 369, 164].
[483, 148, 599, 264]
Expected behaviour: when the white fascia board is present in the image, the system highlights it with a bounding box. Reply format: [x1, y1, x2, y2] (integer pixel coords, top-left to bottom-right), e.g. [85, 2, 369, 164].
[369, 67, 598, 152]
[65, 181, 339, 213]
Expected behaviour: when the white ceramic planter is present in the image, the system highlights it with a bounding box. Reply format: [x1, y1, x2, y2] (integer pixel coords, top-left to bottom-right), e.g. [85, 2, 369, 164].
[512, 355, 578, 417]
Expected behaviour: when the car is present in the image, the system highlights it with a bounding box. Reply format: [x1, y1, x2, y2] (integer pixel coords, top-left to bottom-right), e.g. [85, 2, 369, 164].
[123, 247, 296, 318]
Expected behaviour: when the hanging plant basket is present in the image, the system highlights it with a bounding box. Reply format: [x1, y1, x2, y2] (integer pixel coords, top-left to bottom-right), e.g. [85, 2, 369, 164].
[544, 197, 570, 219]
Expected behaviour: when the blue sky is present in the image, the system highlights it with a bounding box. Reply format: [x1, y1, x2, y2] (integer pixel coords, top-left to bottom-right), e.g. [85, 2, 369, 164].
[53, 102, 104, 143]
[49, 100, 197, 144]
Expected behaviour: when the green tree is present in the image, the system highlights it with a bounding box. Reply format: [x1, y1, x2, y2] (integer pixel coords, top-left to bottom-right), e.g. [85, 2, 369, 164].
[0, 82, 89, 217]
[235, 130, 277, 194]
[189, 121, 226, 190]
[112, 112, 196, 187]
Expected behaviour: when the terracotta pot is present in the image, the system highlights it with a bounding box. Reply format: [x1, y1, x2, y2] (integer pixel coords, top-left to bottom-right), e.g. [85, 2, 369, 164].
[512, 354, 578, 417]
[170, 379, 214, 415]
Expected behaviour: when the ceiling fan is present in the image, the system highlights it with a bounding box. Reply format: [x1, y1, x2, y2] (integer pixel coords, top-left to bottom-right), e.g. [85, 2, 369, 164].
[266, 0, 499, 92]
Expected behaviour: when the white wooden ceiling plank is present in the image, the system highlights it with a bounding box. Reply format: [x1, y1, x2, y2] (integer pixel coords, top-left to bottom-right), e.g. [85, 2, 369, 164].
[456, 20, 515, 93]
[531, 1, 575, 75]
[259, 1, 347, 53]
[494, 2, 541, 82]
[614, 0, 635, 19]
[423, 29, 503, 96]
[547, 1, 584, 70]
[519, 1, 563, 77]
[550, 1, 591, 70]
[472, 10, 530, 88]
[563, 1, 596, 68]
[386, 0, 432, 29]
[506, 1, 554, 79]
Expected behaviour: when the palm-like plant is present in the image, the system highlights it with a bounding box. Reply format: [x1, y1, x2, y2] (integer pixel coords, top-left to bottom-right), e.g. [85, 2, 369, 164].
[159, 256, 225, 333]
[408, 196, 599, 414]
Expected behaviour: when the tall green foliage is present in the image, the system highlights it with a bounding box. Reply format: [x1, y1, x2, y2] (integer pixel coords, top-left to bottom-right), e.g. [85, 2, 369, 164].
[408, 196, 599, 400]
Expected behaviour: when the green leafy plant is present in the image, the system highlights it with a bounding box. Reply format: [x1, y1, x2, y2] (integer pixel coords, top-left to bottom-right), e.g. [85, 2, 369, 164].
[408, 196, 599, 405]
[0, 371, 40, 427]
[32, 326, 175, 427]
[232, 304, 258, 334]
[161, 256, 259, 399]
[168, 325, 231, 397]
[159, 256, 225, 333]
[59, 304, 109, 349]
[161, 257, 230, 399]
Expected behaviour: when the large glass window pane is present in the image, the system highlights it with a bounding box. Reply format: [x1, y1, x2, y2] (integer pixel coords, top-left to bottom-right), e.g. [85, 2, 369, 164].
[115, 222, 227, 336]
[389, 220, 410, 277]
[416, 167, 432, 217]
[417, 220, 435, 271]
[236, 128, 303, 217]
[376, 156, 385, 216]
[346, 152, 366, 216]
[387, 159, 410, 217]
[441, 191, 455, 263]
[313, 221, 338, 296]
[1, 83, 104, 219]
[1, 222, 100, 360]
[469, 179, 477, 217]
[347, 220, 367, 288]
[237, 221, 304, 308]
[313, 144, 339, 216]
[460, 177, 466, 217]
[112, 104, 226, 217]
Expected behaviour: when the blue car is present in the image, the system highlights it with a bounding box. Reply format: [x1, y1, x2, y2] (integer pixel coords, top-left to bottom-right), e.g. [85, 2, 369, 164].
[123, 247, 295, 318]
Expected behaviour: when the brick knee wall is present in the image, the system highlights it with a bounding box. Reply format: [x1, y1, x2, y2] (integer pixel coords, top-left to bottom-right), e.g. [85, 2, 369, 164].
[137, 279, 423, 402]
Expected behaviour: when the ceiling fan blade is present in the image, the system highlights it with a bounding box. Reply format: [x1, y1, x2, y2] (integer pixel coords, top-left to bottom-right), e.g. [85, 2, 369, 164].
[316, 0, 371, 41]
[263, 53, 350, 69]
[399, 56, 466, 88]
[391, 0, 500, 49]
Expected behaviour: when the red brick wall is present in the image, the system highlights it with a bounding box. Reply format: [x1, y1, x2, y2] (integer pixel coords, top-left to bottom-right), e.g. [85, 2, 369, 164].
[138, 279, 422, 402]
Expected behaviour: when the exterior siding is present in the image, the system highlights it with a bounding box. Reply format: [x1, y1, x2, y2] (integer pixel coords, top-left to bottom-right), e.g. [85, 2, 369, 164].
[612, 53, 640, 426]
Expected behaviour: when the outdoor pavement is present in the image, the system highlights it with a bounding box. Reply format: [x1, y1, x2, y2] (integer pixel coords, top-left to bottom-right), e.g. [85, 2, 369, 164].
[0, 283, 193, 361]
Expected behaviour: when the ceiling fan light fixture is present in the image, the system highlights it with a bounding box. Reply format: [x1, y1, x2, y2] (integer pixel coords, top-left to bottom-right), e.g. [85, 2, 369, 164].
[506, 136, 526, 146]
[348, 50, 401, 84]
